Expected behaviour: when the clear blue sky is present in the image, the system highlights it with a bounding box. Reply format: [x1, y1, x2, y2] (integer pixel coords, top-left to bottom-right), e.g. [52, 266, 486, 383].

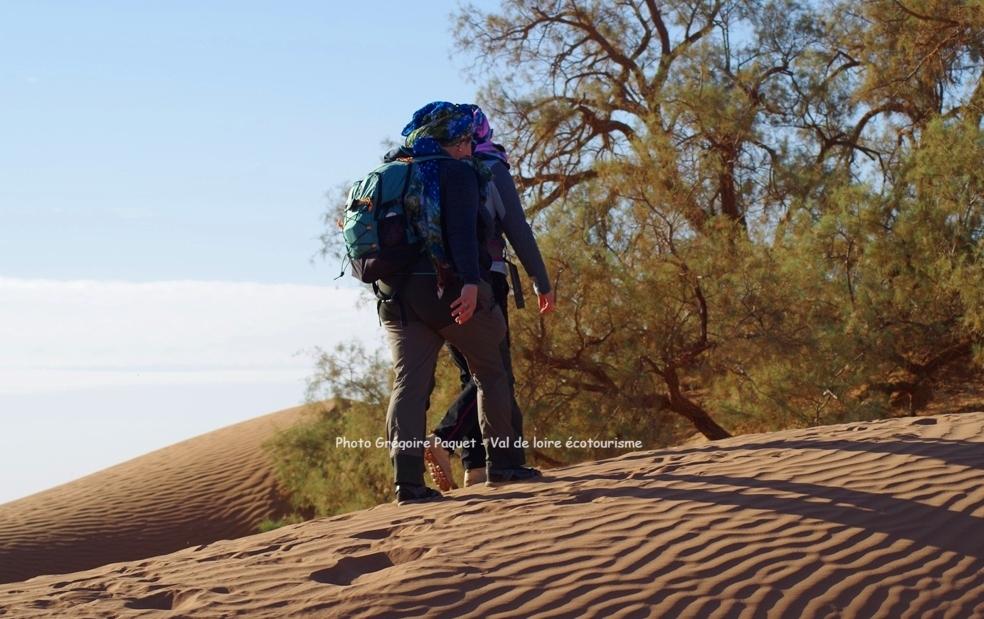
[0, 0, 483, 284]
[0, 1, 492, 503]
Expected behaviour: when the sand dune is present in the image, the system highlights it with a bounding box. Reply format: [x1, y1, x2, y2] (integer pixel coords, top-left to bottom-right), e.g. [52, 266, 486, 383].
[0, 404, 315, 586]
[2, 412, 983, 617]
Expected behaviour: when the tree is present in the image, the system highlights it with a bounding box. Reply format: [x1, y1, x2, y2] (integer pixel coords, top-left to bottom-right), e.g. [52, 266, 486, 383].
[456, 0, 839, 437]
[454, 0, 984, 437]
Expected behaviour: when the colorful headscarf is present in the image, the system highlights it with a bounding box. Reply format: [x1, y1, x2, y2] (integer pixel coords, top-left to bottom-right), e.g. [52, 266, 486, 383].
[471, 105, 509, 164]
[401, 101, 476, 149]
[400, 102, 488, 297]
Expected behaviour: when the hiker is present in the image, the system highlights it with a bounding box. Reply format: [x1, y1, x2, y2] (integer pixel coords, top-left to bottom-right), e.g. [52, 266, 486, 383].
[372, 101, 541, 504]
[423, 105, 555, 490]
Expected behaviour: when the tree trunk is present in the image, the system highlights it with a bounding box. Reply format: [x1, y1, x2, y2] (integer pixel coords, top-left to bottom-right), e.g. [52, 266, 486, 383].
[718, 147, 747, 232]
[662, 364, 732, 440]
[872, 340, 974, 412]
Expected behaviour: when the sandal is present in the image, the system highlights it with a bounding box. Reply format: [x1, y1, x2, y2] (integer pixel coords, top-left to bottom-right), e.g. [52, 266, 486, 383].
[424, 434, 458, 492]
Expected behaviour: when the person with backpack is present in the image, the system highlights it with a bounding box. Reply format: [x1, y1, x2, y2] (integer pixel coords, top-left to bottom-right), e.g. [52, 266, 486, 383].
[347, 101, 541, 504]
[423, 105, 556, 490]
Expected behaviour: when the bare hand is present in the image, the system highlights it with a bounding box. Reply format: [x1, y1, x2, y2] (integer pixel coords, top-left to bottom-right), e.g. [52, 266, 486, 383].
[451, 284, 479, 325]
[537, 290, 556, 314]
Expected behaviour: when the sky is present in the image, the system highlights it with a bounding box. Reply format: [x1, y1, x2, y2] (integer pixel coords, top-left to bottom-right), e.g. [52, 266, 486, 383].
[0, 1, 488, 503]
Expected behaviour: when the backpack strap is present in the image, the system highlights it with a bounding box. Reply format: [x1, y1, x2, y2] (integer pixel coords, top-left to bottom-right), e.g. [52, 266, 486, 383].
[335, 253, 352, 280]
[398, 160, 415, 205]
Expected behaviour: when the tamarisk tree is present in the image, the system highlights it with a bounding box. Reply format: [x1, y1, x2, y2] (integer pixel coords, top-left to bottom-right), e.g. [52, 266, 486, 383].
[453, 0, 983, 440]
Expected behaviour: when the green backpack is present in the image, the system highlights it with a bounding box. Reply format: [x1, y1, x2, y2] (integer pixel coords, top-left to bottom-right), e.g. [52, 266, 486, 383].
[342, 155, 447, 283]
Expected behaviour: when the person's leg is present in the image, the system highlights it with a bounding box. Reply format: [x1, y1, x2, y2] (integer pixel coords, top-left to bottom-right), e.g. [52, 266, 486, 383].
[491, 271, 526, 466]
[426, 343, 483, 488]
[447, 344, 472, 388]
[434, 272, 515, 471]
[438, 283, 523, 471]
[437, 273, 525, 475]
[459, 271, 516, 472]
[381, 275, 468, 492]
[433, 381, 484, 455]
[457, 386, 487, 472]
[437, 344, 483, 461]
[382, 315, 445, 498]
[433, 366, 478, 447]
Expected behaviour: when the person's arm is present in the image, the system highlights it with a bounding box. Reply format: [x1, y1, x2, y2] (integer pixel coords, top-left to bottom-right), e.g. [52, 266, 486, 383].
[440, 160, 481, 286]
[492, 164, 552, 294]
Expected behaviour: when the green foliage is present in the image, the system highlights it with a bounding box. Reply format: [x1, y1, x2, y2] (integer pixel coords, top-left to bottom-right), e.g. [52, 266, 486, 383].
[265, 344, 394, 517]
[256, 514, 305, 533]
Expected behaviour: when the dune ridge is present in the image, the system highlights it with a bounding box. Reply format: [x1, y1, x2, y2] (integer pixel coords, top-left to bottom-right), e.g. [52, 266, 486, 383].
[0, 404, 315, 585]
[2, 412, 982, 617]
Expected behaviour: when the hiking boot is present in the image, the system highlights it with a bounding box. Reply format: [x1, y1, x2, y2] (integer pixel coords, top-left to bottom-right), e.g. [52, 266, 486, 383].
[463, 467, 487, 487]
[424, 434, 458, 492]
[395, 484, 444, 505]
[485, 466, 543, 487]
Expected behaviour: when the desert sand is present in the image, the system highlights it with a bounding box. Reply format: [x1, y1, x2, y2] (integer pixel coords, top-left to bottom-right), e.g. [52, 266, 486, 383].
[0, 404, 314, 586]
[1, 412, 982, 618]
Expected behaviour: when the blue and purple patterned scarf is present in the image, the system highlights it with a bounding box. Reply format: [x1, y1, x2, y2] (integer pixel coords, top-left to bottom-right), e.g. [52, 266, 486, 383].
[401, 101, 491, 297]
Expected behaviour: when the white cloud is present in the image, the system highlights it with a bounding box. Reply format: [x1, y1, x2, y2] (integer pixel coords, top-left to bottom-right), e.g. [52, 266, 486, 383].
[0, 278, 383, 394]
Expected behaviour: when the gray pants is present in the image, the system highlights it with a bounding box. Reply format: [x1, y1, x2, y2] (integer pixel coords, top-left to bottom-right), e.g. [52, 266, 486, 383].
[380, 276, 522, 470]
